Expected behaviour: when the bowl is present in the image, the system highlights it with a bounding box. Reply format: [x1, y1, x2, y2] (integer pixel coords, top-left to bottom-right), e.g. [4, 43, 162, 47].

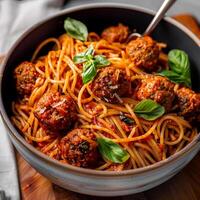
[0, 3, 200, 197]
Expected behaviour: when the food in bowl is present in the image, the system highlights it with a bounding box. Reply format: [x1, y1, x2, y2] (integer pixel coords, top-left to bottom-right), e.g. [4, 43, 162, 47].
[11, 18, 200, 171]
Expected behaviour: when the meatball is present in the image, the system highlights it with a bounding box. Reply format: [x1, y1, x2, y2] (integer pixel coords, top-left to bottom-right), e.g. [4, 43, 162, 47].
[60, 128, 99, 168]
[135, 76, 175, 112]
[126, 36, 160, 72]
[101, 23, 129, 43]
[14, 61, 38, 96]
[34, 90, 77, 132]
[90, 67, 131, 103]
[176, 87, 200, 122]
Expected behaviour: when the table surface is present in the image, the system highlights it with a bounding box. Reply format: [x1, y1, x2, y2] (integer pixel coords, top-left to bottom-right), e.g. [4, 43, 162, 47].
[8, 13, 200, 200]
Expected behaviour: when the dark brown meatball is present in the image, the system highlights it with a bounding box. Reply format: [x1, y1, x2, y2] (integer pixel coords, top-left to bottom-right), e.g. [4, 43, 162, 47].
[60, 128, 99, 168]
[14, 61, 38, 96]
[34, 90, 77, 132]
[135, 76, 175, 112]
[126, 36, 160, 72]
[90, 67, 131, 103]
[176, 87, 200, 122]
[101, 23, 129, 43]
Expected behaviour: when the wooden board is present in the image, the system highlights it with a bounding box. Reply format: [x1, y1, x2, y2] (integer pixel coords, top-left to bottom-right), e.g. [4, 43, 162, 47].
[6, 14, 200, 200]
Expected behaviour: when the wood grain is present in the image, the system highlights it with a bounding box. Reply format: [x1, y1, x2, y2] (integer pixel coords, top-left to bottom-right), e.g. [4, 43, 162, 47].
[2, 14, 199, 200]
[173, 14, 200, 38]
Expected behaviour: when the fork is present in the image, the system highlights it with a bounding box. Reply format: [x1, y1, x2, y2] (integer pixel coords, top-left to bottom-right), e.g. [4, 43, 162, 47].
[127, 0, 177, 42]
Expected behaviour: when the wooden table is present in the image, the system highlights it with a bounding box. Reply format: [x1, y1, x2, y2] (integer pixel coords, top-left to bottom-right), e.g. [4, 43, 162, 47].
[2, 14, 200, 200]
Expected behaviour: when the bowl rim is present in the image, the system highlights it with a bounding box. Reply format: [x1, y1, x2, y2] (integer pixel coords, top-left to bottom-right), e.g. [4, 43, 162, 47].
[0, 2, 200, 176]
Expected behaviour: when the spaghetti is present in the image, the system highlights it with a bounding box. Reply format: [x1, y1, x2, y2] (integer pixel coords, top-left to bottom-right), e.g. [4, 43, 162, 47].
[11, 22, 198, 171]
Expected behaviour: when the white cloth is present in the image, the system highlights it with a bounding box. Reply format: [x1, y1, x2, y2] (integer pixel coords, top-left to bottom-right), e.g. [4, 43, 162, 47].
[0, 0, 64, 53]
[0, 118, 20, 200]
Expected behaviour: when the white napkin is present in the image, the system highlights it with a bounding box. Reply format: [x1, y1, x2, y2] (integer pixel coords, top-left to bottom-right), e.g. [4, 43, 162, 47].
[0, 0, 64, 199]
[0, 0, 64, 54]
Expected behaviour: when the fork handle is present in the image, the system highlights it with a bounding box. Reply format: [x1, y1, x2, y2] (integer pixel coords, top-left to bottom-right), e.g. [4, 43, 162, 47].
[144, 0, 177, 36]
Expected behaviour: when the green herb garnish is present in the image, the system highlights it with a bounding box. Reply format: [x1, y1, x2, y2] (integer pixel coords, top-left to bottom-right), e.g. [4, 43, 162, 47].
[134, 99, 165, 121]
[73, 45, 110, 84]
[158, 49, 191, 87]
[97, 137, 130, 164]
[64, 17, 88, 41]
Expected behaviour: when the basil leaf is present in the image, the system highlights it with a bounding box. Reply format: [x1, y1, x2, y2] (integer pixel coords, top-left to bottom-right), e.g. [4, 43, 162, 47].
[167, 49, 191, 87]
[97, 137, 130, 163]
[158, 49, 191, 87]
[73, 52, 87, 64]
[82, 61, 97, 84]
[168, 49, 190, 76]
[85, 45, 95, 56]
[134, 99, 165, 121]
[158, 70, 191, 87]
[119, 113, 134, 125]
[74, 45, 110, 84]
[64, 17, 88, 41]
[94, 55, 110, 67]
[73, 45, 94, 64]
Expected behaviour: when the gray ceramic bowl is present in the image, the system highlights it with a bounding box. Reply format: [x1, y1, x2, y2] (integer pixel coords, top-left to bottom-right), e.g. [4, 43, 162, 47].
[0, 3, 200, 197]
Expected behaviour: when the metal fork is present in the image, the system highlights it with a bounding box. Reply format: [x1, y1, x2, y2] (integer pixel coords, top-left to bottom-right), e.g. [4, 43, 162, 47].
[127, 0, 177, 42]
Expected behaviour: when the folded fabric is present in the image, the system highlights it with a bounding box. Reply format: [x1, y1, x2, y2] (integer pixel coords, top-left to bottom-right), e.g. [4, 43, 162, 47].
[0, 118, 20, 200]
[0, 0, 64, 53]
